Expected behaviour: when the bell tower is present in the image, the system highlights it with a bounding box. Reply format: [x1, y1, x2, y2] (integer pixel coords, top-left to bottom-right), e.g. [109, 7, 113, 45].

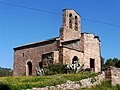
[60, 9, 82, 41]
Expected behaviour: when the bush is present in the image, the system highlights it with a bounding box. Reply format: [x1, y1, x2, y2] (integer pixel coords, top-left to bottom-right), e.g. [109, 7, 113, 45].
[0, 81, 10, 90]
[44, 68, 57, 75]
[0, 68, 13, 77]
[44, 64, 67, 75]
[0, 81, 21, 90]
[115, 60, 120, 68]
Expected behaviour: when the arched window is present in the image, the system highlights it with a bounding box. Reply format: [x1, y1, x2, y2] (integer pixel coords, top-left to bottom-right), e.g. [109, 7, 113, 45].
[69, 13, 72, 29]
[75, 16, 78, 31]
[72, 56, 79, 64]
[27, 61, 32, 76]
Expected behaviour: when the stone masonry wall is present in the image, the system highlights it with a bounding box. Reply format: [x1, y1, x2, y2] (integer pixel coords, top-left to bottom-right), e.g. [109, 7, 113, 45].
[62, 47, 83, 65]
[62, 9, 81, 33]
[60, 9, 81, 42]
[105, 66, 120, 86]
[13, 40, 59, 76]
[62, 39, 81, 51]
[82, 33, 101, 72]
[60, 27, 81, 42]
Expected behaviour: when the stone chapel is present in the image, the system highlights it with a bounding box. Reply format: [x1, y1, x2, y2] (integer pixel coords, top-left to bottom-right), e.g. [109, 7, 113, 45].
[13, 9, 101, 76]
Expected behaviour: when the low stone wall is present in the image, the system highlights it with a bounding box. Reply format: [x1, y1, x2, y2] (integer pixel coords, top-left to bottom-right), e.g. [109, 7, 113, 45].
[105, 66, 120, 86]
[27, 72, 105, 90]
[80, 72, 105, 88]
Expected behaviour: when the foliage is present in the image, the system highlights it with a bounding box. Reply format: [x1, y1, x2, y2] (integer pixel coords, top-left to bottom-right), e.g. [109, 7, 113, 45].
[90, 77, 96, 84]
[0, 72, 97, 90]
[0, 81, 11, 90]
[105, 58, 119, 68]
[0, 81, 19, 90]
[44, 64, 67, 75]
[101, 57, 120, 71]
[101, 57, 106, 71]
[0, 67, 13, 77]
[61, 72, 98, 81]
[115, 60, 120, 68]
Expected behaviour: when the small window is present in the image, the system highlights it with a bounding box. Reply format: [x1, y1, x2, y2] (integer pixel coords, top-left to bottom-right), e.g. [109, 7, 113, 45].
[22, 53, 24, 57]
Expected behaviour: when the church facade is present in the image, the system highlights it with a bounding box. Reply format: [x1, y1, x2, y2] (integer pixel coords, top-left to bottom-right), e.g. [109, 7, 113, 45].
[13, 9, 101, 76]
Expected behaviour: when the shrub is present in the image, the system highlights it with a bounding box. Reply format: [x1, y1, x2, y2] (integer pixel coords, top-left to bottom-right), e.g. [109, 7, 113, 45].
[44, 68, 57, 75]
[0, 81, 10, 90]
[115, 60, 120, 68]
[90, 77, 96, 84]
[44, 64, 67, 75]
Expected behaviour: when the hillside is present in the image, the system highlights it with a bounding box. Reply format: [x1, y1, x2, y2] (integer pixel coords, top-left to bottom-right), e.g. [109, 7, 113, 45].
[0, 72, 97, 90]
[0, 67, 13, 77]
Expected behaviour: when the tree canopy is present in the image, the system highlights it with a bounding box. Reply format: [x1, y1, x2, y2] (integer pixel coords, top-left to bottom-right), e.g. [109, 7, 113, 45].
[101, 57, 120, 71]
[0, 67, 13, 77]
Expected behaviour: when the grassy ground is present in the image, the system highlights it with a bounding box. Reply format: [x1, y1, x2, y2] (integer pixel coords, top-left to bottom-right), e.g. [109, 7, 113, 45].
[0, 72, 97, 90]
[1, 72, 120, 90]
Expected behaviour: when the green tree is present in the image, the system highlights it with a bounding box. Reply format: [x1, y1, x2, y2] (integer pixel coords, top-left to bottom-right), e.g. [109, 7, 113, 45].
[105, 58, 119, 69]
[0, 67, 13, 77]
[115, 60, 120, 68]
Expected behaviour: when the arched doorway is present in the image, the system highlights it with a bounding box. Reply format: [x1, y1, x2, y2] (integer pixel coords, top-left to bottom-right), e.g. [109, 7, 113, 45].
[72, 56, 79, 64]
[26, 61, 32, 76]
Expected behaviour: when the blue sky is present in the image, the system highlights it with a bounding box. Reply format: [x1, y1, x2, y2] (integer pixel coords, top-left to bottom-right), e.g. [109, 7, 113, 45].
[0, 0, 120, 69]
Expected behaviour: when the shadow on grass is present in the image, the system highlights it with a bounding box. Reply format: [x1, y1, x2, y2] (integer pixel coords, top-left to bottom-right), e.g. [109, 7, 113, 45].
[0, 83, 11, 90]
